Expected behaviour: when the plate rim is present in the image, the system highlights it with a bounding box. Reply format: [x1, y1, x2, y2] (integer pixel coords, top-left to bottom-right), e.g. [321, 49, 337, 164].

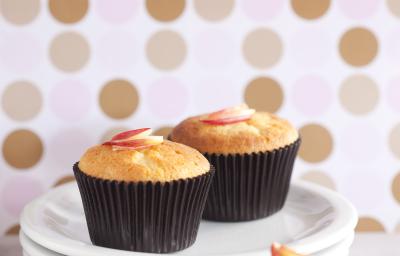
[19, 230, 355, 256]
[19, 229, 355, 256]
[20, 180, 358, 256]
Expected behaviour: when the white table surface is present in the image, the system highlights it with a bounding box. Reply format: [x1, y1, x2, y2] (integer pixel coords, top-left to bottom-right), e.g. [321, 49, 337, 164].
[1, 233, 399, 255]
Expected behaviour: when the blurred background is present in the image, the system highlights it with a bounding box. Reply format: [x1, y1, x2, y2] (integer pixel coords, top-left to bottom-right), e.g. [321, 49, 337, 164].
[0, 0, 400, 238]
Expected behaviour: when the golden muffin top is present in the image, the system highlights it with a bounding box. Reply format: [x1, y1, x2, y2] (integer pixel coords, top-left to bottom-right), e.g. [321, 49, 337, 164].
[78, 130, 210, 182]
[170, 106, 299, 154]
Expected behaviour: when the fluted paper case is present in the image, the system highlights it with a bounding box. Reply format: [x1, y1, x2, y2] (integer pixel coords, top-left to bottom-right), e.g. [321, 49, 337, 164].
[202, 139, 301, 222]
[73, 163, 214, 253]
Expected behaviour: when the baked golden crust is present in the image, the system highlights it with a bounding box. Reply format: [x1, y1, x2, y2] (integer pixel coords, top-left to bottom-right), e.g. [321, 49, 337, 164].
[170, 112, 299, 154]
[78, 140, 210, 182]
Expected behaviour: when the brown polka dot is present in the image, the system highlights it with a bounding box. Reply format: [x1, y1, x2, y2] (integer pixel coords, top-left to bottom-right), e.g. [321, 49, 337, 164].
[153, 126, 173, 137]
[339, 27, 378, 67]
[99, 80, 139, 119]
[2, 129, 43, 169]
[243, 28, 282, 69]
[299, 124, 333, 163]
[392, 172, 400, 203]
[356, 217, 386, 232]
[2, 81, 42, 121]
[146, 30, 186, 70]
[49, 0, 88, 24]
[53, 175, 76, 187]
[387, 0, 400, 17]
[50, 32, 90, 72]
[340, 75, 379, 115]
[244, 77, 283, 113]
[194, 0, 234, 21]
[146, 0, 185, 22]
[389, 124, 400, 159]
[301, 170, 336, 190]
[5, 224, 20, 236]
[291, 0, 330, 20]
[100, 126, 130, 142]
[0, 0, 40, 25]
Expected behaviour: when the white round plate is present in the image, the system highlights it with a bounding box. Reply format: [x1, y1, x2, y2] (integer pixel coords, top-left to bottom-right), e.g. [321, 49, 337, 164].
[20, 230, 354, 256]
[20, 181, 357, 256]
[21, 231, 63, 256]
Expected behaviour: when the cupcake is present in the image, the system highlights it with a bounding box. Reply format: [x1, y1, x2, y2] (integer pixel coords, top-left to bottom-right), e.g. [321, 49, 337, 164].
[73, 128, 214, 253]
[170, 104, 300, 221]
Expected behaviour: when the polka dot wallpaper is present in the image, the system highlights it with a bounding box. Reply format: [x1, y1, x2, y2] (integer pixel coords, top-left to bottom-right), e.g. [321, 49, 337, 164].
[0, 0, 399, 235]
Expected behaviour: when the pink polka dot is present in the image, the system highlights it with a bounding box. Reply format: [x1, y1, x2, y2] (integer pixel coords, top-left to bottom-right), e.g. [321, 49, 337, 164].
[338, 0, 380, 19]
[292, 75, 333, 116]
[0, 32, 41, 73]
[194, 77, 240, 113]
[290, 29, 331, 68]
[96, 0, 140, 23]
[49, 129, 93, 171]
[49, 80, 91, 122]
[2, 177, 44, 216]
[194, 30, 234, 69]
[340, 122, 380, 163]
[339, 169, 385, 211]
[385, 27, 400, 64]
[147, 77, 189, 119]
[241, 0, 284, 22]
[387, 76, 400, 113]
[97, 31, 136, 70]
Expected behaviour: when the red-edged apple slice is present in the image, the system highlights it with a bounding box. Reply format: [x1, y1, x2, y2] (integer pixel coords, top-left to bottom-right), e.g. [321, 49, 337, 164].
[201, 116, 251, 125]
[271, 243, 306, 256]
[207, 103, 249, 119]
[103, 136, 163, 150]
[206, 106, 254, 121]
[201, 108, 255, 125]
[111, 128, 152, 141]
[271, 243, 281, 256]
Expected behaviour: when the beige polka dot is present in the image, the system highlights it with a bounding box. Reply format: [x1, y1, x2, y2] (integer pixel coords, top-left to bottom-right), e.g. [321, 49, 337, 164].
[340, 75, 379, 115]
[356, 217, 386, 232]
[387, 0, 400, 17]
[0, 0, 40, 25]
[194, 0, 234, 21]
[5, 224, 20, 236]
[299, 124, 333, 163]
[2, 129, 43, 169]
[146, 30, 186, 70]
[100, 126, 130, 142]
[339, 27, 378, 67]
[301, 171, 336, 190]
[50, 32, 90, 72]
[291, 0, 330, 19]
[53, 175, 76, 187]
[146, 0, 185, 22]
[49, 0, 88, 24]
[244, 77, 283, 113]
[2, 81, 42, 121]
[243, 28, 282, 69]
[99, 80, 139, 119]
[389, 124, 400, 159]
[154, 126, 173, 138]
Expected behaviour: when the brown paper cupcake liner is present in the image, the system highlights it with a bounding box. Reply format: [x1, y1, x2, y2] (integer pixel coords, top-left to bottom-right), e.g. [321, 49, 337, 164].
[73, 163, 214, 253]
[202, 139, 301, 222]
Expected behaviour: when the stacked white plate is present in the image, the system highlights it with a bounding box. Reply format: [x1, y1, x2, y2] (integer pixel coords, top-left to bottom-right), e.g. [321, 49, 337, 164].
[20, 181, 357, 256]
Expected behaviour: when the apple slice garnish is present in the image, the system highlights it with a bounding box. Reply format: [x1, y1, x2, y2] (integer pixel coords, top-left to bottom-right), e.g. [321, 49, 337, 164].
[207, 103, 249, 119]
[103, 128, 163, 151]
[111, 128, 151, 141]
[271, 243, 306, 256]
[201, 104, 255, 125]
